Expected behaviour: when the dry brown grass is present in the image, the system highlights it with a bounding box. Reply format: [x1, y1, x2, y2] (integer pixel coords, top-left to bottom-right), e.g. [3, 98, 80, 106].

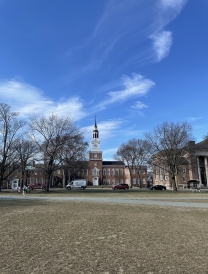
[1, 198, 208, 274]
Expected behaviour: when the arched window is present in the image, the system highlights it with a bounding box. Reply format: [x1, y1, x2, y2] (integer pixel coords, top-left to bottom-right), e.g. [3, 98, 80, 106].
[103, 169, 106, 176]
[112, 169, 115, 176]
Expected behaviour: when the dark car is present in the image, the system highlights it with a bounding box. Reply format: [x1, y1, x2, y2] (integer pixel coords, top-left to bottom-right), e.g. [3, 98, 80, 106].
[149, 185, 166, 190]
[28, 184, 46, 190]
[112, 183, 129, 190]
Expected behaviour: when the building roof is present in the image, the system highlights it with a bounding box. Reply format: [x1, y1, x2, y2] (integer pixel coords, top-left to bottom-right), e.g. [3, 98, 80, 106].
[102, 161, 124, 166]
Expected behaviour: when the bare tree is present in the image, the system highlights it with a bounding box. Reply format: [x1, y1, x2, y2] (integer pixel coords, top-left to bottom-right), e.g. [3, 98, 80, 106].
[145, 121, 193, 191]
[30, 113, 87, 191]
[0, 103, 26, 190]
[62, 134, 88, 185]
[203, 134, 208, 140]
[114, 139, 151, 188]
[15, 138, 38, 187]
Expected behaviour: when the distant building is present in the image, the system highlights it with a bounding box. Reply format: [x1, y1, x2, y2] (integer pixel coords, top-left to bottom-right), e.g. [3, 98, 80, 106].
[153, 139, 208, 189]
[5, 118, 148, 188]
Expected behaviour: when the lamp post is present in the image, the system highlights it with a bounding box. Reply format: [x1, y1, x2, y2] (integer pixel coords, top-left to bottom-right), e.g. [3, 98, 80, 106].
[34, 172, 37, 184]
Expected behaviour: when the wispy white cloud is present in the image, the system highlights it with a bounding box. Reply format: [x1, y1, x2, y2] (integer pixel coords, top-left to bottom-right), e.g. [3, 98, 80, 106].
[0, 79, 87, 121]
[95, 73, 155, 110]
[187, 116, 203, 122]
[131, 101, 148, 110]
[159, 0, 188, 12]
[63, 0, 188, 80]
[149, 30, 172, 62]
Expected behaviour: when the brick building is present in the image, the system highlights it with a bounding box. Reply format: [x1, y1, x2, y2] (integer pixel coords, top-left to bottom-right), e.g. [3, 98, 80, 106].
[153, 139, 208, 189]
[6, 118, 148, 188]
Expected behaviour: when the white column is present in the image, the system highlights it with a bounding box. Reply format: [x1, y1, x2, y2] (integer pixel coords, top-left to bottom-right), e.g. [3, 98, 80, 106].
[204, 157, 208, 187]
[197, 157, 202, 185]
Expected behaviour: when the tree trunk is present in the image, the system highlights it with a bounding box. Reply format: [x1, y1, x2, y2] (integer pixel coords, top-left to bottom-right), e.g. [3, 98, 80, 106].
[46, 175, 51, 191]
[172, 176, 178, 191]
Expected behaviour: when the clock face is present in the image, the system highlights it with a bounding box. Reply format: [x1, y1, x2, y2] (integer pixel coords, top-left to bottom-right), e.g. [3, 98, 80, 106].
[94, 144, 98, 148]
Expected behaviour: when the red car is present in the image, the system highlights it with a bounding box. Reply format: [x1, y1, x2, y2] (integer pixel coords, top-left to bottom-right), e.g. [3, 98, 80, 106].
[112, 183, 129, 190]
[28, 184, 46, 190]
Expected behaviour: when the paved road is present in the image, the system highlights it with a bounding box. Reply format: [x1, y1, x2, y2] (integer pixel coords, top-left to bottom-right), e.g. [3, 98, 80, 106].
[1, 194, 208, 209]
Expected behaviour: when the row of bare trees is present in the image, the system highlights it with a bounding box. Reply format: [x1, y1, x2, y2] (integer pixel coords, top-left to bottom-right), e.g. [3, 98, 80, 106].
[114, 121, 194, 191]
[0, 103, 88, 191]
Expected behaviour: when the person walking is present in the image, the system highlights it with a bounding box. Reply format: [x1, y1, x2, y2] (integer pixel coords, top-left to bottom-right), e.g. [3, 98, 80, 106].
[23, 185, 26, 197]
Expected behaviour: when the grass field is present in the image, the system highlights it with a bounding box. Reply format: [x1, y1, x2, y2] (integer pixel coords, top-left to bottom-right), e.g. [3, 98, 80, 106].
[1, 190, 208, 274]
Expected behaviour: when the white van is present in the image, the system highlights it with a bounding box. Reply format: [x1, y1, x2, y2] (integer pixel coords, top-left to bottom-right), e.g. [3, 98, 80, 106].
[66, 179, 87, 190]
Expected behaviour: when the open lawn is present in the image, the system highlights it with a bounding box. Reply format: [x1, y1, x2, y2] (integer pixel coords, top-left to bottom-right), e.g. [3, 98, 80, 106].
[1, 194, 208, 273]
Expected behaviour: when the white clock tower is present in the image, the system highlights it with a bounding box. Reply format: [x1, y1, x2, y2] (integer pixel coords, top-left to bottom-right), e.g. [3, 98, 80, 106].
[89, 117, 102, 186]
[91, 116, 101, 151]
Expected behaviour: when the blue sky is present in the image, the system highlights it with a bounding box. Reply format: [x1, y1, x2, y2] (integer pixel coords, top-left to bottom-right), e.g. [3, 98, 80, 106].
[0, 0, 208, 160]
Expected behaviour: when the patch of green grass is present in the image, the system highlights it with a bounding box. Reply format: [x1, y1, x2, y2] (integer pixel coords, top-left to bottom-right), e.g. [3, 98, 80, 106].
[1, 199, 208, 273]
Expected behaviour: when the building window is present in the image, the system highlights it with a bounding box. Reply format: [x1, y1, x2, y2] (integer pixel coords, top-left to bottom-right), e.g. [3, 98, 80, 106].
[142, 169, 145, 174]
[183, 176, 186, 182]
[165, 175, 168, 181]
[103, 179, 106, 185]
[103, 169, 106, 176]
[138, 178, 140, 185]
[142, 178, 146, 185]
[92, 168, 96, 176]
[133, 178, 136, 185]
[182, 167, 186, 173]
[112, 169, 115, 176]
[160, 174, 163, 181]
[155, 175, 159, 181]
[38, 178, 43, 183]
[107, 169, 110, 176]
[27, 178, 31, 184]
[116, 169, 119, 176]
[107, 180, 110, 185]
[112, 180, 115, 185]
[120, 169, 123, 175]
[120, 179, 123, 184]
[94, 153, 97, 158]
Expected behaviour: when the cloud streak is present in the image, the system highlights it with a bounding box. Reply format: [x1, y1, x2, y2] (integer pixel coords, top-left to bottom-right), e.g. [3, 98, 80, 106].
[95, 73, 155, 110]
[149, 30, 172, 62]
[64, 0, 188, 79]
[0, 79, 87, 121]
[131, 101, 148, 110]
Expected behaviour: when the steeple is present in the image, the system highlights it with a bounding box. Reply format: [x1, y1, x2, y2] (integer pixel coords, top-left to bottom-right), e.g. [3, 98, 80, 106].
[93, 115, 99, 139]
[91, 116, 101, 151]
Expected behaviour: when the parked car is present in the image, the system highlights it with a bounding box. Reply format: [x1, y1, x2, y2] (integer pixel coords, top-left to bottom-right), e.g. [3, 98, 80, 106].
[112, 183, 129, 190]
[66, 180, 87, 190]
[28, 184, 46, 190]
[149, 185, 166, 190]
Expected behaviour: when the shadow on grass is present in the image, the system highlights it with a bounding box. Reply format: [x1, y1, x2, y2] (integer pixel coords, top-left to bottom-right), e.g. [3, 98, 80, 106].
[0, 199, 48, 208]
